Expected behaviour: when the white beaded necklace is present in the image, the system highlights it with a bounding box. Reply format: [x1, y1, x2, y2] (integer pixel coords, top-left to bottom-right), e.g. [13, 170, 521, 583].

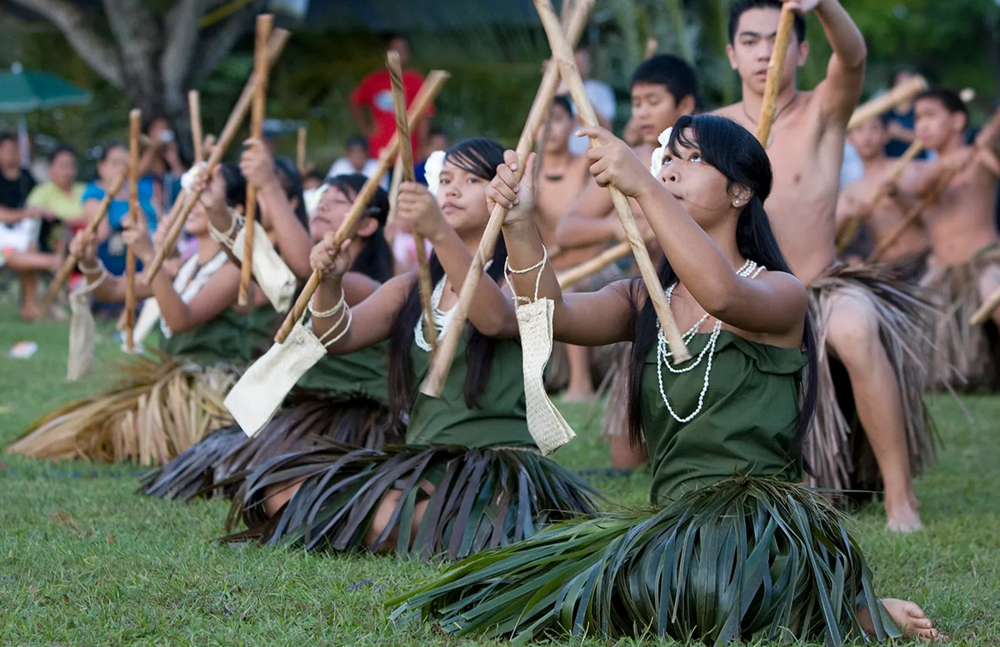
[656, 260, 765, 423]
[414, 260, 493, 352]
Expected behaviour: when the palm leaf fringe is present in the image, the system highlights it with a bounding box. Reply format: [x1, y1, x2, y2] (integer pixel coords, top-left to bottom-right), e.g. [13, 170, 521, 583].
[392, 476, 900, 646]
[920, 247, 1000, 391]
[7, 352, 235, 465]
[808, 263, 938, 496]
[139, 394, 398, 501]
[224, 443, 601, 561]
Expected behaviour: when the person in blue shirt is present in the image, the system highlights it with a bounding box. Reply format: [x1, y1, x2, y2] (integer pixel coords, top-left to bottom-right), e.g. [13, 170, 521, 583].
[81, 142, 157, 277]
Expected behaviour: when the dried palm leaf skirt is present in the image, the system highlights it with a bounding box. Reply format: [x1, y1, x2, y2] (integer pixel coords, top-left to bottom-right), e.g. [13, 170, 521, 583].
[807, 263, 936, 495]
[392, 477, 899, 645]
[140, 393, 399, 501]
[920, 247, 1000, 391]
[7, 352, 235, 465]
[224, 442, 600, 561]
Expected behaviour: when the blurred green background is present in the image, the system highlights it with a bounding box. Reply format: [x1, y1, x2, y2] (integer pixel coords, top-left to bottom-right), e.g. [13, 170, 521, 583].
[0, 0, 997, 175]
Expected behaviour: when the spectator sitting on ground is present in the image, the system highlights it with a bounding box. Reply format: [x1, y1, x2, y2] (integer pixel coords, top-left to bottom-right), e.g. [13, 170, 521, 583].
[327, 136, 388, 189]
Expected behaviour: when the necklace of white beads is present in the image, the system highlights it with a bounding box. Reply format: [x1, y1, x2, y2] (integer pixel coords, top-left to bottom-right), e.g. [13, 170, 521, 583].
[656, 259, 764, 423]
[414, 260, 493, 352]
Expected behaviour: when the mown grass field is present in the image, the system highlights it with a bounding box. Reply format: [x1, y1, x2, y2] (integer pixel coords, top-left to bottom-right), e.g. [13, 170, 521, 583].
[0, 307, 998, 645]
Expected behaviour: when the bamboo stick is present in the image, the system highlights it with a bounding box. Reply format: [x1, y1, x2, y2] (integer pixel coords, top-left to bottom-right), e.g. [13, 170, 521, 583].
[848, 77, 928, 130]
[384, 155, 405, 241]
[644, 37, 658, 59]
[40, 171, 127, 313]
[417, 0, 594, 398]
[189, 90, 204, 164]
[835, 140, 923, 252]
[240, 14, 273, 305]
[124, 108, 141, 352]
[755, 5, 796, 147]
[145, 28, 291, 282]
[536, 0, 688, 356]
[557, 240, 631, 289]
[297, 126, 307, 175]
[274, 71, 450, 343]
[388, 51, 437, 353]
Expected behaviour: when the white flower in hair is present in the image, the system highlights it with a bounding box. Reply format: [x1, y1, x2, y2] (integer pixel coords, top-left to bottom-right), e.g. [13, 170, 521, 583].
[648, 127, 673, 177]
[424, 150, 447, 196]
[181, 162, 208, 191]
[304, 184, 328, 220]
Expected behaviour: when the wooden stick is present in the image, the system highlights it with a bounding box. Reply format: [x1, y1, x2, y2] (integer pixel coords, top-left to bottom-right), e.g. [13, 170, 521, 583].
[536, 0, 689, 357]
[297, 126, 307, 175]
[756, 5, 796, 147]
[274, 71, 450, 343]
[384, 154, 405, 241]
[848, 77, 927, 130]
[644, 37, 658, 59]
[417, 0, 594, 398]
[189, 90, 204, 164]
[203, 134, 216, 158]
[835, 140, 923, 252]
[972, 284, 1000, 325]
[145, 28, 291, 282]
[240, 14, 273, 305]
[124, 108, 141, 352]
[388, 51, 437, 353]
[558, 240, 631, 289]
[40, 171, 127, 313]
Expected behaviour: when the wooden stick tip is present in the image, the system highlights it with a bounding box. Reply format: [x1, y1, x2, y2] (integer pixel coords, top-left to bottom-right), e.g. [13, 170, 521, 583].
[129, 108, 141, 120]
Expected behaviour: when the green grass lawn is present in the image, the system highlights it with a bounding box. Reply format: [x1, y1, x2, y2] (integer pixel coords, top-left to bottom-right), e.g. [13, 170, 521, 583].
[0, 307, 998, 646]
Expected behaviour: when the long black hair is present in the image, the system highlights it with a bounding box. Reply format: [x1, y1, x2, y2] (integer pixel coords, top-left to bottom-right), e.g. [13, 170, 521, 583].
[387, 137, 507, 419]
[627, 114, 818, 463]
[326, 173, 393, 284]
[219, 162, 248, 209]
[273, 155, 310, 229]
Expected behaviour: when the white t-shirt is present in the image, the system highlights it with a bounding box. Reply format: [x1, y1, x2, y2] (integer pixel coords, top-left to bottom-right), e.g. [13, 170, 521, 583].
[327, 158, 389, 189]
[568, 79, 617, 156]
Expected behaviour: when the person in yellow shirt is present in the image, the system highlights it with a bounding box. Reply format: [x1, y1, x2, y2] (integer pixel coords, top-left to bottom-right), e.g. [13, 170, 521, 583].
[27, 146, 86, 229]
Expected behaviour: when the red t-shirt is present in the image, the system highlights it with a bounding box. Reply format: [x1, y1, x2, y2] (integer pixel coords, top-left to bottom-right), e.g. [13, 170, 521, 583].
[350, 69, 432, 158]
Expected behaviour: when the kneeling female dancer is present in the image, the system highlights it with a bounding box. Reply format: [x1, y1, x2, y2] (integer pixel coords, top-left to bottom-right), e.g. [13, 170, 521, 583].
[226, 138, 598, 558]
[394, 116, 938, 643]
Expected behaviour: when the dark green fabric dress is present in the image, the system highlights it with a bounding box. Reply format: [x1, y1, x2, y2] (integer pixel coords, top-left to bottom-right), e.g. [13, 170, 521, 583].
[156, 303, 276, 367]
[395, 331, 899, 645]
[227, 327, 598, 559]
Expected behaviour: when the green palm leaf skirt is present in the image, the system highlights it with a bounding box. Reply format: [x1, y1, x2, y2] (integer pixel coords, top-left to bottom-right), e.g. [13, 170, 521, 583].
[392, 476, 900, 645]
[224, 443, 601, 561]
[139, 393, 399, 501]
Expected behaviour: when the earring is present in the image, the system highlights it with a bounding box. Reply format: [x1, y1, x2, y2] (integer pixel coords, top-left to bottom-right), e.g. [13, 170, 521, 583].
[733, 199, 741, 206]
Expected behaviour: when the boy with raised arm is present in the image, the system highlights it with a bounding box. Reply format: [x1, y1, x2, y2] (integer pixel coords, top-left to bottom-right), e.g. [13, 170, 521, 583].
[714, 0, 933, 532]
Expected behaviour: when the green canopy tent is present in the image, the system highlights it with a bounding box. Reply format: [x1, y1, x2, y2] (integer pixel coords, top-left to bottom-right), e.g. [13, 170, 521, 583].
[0, 62, 91, 167]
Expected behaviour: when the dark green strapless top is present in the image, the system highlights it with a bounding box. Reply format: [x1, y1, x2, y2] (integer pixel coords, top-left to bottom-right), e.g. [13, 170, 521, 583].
[406, 334, 531, 448]
[642, 330, 806, 505]
[157, 304, 276, 366]
[296, 341, 390, 404]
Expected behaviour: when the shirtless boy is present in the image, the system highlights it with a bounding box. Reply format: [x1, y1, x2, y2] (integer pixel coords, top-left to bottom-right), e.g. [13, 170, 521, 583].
[913, 88, 1000, 389]
[836, 117, 930, 278]
[714, 0, 932, 532]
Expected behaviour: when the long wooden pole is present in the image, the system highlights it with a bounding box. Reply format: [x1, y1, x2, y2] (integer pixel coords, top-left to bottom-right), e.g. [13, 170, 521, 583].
[189, 90, 204, 165]
[847, 76, 927, 130]
[755, 5, 796, 147]
[536, 0, 688, 355]
[835, 140, 923, 252]
[384, 155, 405, 241]
[40, 171, 127, 313]
[297, 126, 307, 175]
[557, 240, 632, 289]
[124, 108, 141, 351]
[146, 28, 291, 282]
[388, 51, 437, 353]
[417, 0, 595, 398]
[274, 71, 450, 343]
[240, 14, 273, 305]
